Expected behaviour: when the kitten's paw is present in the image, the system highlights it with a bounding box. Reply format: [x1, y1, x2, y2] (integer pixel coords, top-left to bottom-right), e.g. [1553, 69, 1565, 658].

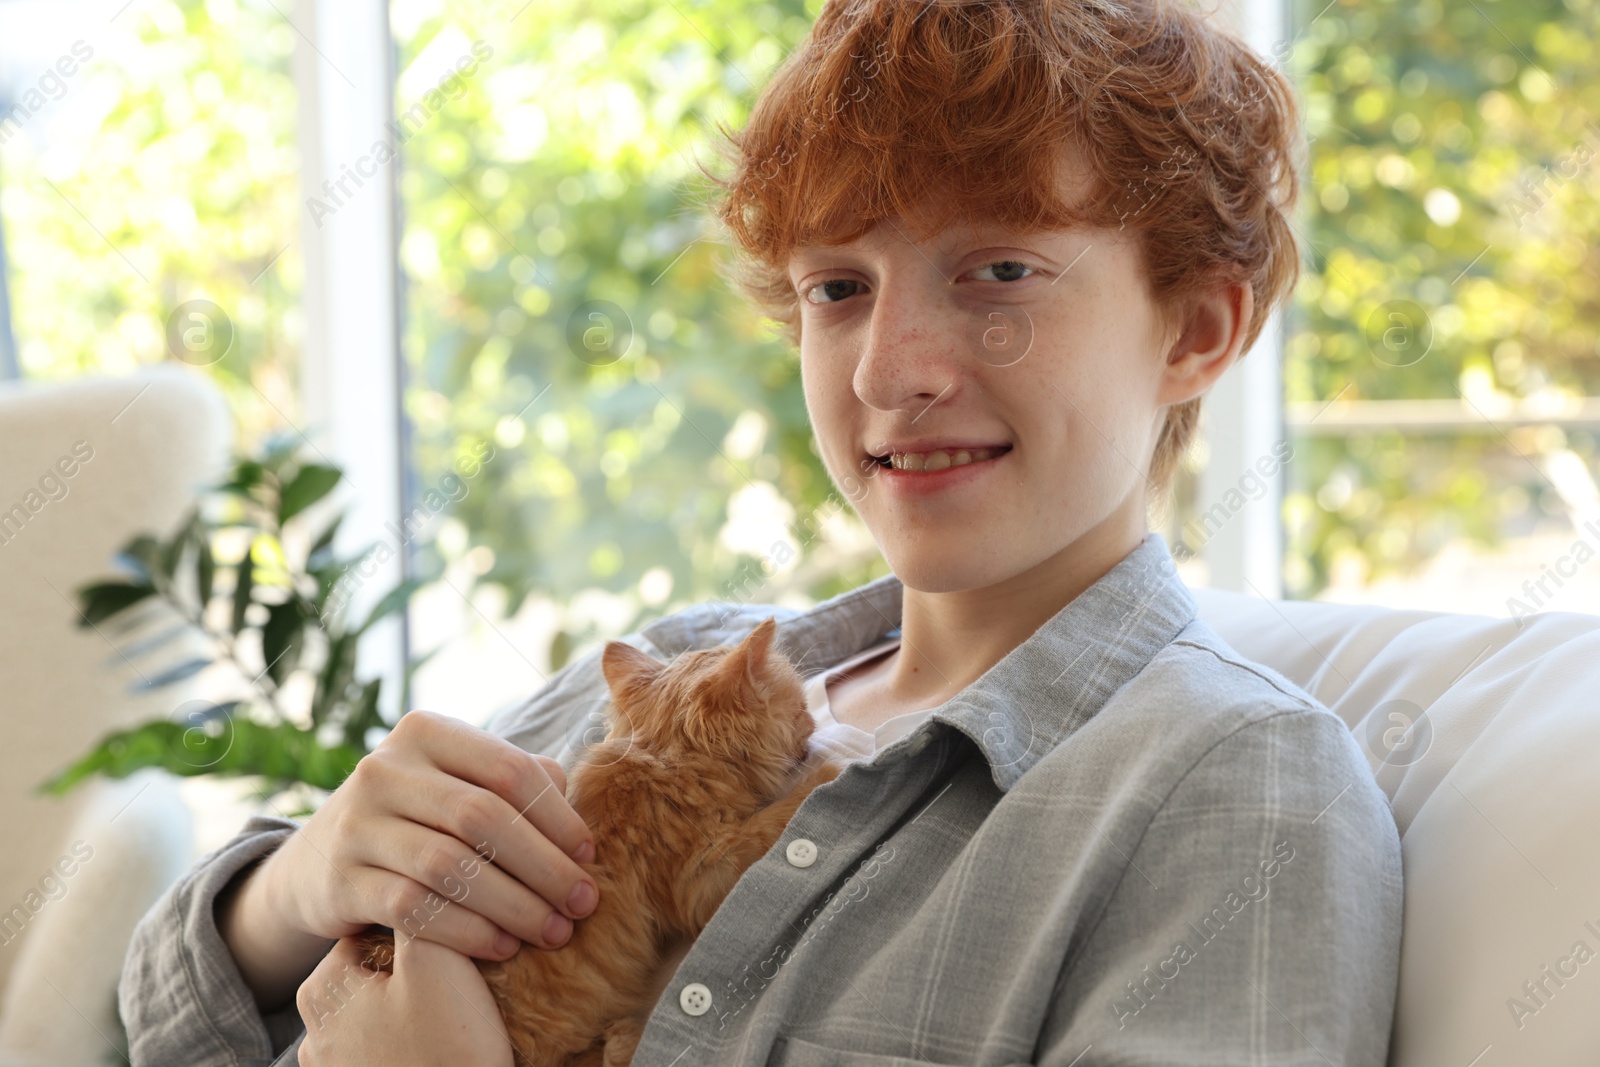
[601, 1016, 646, 1067]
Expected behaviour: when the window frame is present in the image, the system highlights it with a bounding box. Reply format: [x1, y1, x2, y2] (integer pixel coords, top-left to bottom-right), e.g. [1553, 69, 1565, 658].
[292, 0, 410, 719]
[1200, 0, 1291, 598]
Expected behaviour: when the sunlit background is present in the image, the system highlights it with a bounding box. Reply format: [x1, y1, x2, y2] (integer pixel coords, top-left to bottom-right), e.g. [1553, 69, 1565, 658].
[2, 0, 1598, 741]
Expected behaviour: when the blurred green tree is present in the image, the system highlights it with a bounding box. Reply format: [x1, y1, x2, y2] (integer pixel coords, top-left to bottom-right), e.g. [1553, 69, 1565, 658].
[0, 0, 302, 443]
[1278, 0, 1600, 595]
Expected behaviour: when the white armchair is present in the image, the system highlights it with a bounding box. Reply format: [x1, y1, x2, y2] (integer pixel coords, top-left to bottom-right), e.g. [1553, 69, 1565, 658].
[1194, 586, 1600, 1065]
[0, 367, 231, 1066]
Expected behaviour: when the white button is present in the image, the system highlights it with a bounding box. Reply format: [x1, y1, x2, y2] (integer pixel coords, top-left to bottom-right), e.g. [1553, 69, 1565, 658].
[909, 731, 932, 755]
[786, 838, 818, 867]
[679, 981, 712, 1016]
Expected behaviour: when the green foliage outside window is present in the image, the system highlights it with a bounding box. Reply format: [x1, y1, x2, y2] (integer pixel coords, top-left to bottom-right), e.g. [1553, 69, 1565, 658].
[1280, 0, 1600, 595]
[2, 0, 302, 442]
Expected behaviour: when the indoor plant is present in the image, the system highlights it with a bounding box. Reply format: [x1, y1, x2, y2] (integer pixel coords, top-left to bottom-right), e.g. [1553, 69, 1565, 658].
[39, 434, 426, 805]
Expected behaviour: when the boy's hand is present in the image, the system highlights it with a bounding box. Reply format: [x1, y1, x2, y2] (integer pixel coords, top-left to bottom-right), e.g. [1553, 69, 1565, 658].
[296, 933, 513, 1067]
[219, 711, 598, 1009]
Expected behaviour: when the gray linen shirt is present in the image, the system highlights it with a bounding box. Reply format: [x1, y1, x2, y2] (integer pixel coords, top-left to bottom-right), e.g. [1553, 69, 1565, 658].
[120, 532, 1404, 1065]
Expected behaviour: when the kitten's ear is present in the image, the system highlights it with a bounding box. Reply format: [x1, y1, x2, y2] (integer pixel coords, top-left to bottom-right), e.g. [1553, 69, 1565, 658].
[718, 617, 779, 695]
[601, 641, 663, 697]
[740, 616, 778, 659]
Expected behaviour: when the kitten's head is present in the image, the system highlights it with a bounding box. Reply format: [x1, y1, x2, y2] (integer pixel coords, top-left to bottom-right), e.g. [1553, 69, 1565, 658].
[600, 618, 813, 793]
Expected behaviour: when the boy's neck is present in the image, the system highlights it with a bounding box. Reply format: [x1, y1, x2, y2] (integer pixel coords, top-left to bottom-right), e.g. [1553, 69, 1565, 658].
[886, 503, 1150, 709]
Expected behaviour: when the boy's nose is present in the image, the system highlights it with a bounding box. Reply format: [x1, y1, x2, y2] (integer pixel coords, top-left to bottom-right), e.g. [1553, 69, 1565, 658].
[850, 293, 965, 416]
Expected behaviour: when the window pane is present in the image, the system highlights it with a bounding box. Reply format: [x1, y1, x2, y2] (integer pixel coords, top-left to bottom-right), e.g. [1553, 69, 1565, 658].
[1284, 0, 1600, 614]
[0, 0, 302, 438]
[393, 0, 878, 720]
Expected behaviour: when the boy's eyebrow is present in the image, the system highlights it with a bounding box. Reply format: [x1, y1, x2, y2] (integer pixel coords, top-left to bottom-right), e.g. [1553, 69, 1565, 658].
[789, 224, 1078, 267]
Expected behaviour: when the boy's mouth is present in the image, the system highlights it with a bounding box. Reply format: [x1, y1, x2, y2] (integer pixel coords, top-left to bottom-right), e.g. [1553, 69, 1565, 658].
[870, 444, 1012, 471]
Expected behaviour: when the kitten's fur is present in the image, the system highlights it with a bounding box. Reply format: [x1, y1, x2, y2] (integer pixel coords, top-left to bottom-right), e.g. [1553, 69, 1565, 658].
[356, 617, 839, 1065]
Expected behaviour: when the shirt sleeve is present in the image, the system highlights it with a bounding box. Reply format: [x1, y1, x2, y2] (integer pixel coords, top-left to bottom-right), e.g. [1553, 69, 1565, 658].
[118, 814, 303, 1067]
[117, 641, 628, 1066]
[1037, 708, 1405, 1066]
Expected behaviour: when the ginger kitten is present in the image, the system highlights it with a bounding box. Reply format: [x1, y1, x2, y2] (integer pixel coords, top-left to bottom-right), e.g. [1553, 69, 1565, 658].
[357, 617, 839, 1065]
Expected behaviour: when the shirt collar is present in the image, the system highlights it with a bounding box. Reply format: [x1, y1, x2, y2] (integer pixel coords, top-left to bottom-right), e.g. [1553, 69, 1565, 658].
[642, 532, 1197, 793]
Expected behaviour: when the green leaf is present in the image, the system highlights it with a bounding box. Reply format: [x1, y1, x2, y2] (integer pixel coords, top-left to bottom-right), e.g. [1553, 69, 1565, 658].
[308, 511, 345, 569]
[308, 565, 343, 614]
[311, 541, 377, 616]
[262, 600, 304, 685]
[195, 527, 216, 608]
[131, 657, 212, 690]
[279, 465, 342, 525]
[115, 535, 164, 585]
[343, 677, 383, 748]
[36, 716, 366, 796]
[313, 632, 356, 727]
[231, 545, 255, 634]
[219, 459, 264, 495]
[160, 527, 188, 585]
[76, 581, 157, 628]
[356, 578, 423, 636]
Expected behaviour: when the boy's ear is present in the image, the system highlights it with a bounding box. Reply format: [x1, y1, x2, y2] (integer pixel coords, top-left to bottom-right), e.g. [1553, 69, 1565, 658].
[1159, 280, 1253, 407]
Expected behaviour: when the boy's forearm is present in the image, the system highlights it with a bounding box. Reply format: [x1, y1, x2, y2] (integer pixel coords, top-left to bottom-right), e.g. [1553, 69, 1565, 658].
[214, 851, 336, 1013]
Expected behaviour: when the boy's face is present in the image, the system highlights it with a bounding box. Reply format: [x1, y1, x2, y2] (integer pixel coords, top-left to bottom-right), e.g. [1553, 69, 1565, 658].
[791, 195, 1184, 594]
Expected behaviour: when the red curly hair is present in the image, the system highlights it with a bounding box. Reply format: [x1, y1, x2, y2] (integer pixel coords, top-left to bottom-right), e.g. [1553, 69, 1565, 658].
[702, 0, 1301, 493]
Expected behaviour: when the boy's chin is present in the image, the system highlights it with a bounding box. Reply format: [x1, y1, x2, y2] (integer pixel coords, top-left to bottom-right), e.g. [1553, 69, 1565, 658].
[883, 545, 1027, 596]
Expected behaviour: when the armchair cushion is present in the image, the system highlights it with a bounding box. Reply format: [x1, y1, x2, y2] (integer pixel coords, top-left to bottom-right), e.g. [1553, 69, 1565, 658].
[1194, 588, 1600, 1065]
[0, 367, 229, 1060]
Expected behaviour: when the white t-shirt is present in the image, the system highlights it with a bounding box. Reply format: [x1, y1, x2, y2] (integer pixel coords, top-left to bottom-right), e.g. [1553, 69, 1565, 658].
[803, 637, 937, 762]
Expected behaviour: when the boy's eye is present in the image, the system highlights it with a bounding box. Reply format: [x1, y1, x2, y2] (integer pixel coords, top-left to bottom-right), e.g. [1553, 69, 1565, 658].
[970, 260, 1034, 283]
[801, 259, 1033, 305]
[803, 278, 864, 305]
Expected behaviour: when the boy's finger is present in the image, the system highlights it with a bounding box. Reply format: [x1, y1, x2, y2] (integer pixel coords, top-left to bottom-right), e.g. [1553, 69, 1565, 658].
[393, 935, 513, 1045]
[398, 713, 594, 861]
[296, 937, 387, 1030]
[395, 929, 482, 979]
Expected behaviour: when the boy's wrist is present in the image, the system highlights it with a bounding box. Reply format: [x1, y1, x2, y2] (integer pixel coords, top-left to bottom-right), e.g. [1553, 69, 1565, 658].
[247, 843, 307, 939]
[216, 842, 333, 1012]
